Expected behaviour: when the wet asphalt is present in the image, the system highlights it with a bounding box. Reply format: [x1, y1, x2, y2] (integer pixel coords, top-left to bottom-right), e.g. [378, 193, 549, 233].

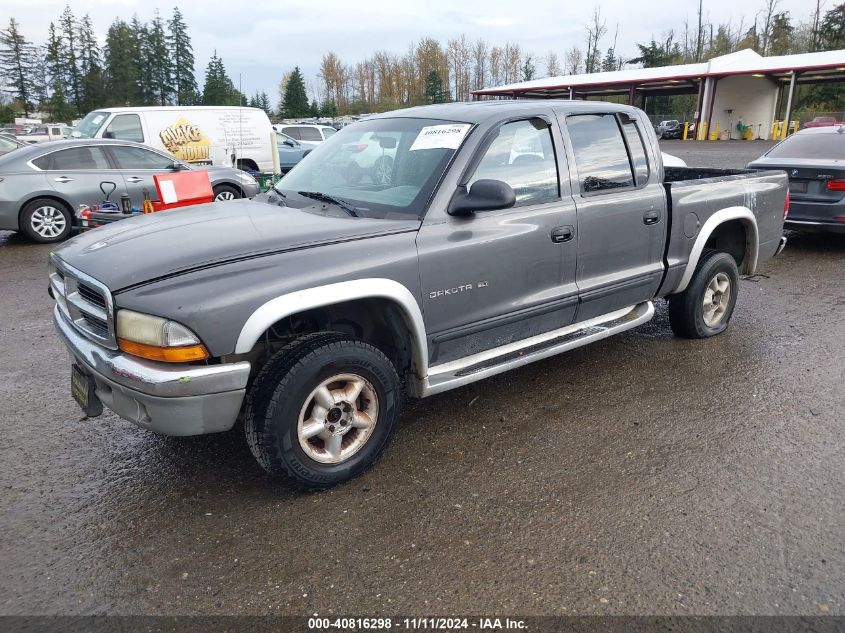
[0, 141, 843, 616]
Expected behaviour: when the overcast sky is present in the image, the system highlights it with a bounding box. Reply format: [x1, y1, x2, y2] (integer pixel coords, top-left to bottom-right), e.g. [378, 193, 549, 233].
[6, 0, 817, 105]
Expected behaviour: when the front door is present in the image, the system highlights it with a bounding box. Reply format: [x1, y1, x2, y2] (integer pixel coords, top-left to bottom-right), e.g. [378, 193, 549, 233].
[417, 117, 579, 365]
[106, 144, 183, 206]
[559, 111, 667, 321]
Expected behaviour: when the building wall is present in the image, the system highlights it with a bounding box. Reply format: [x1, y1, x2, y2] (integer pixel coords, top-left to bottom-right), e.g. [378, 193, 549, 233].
[708, 75, 779, 140]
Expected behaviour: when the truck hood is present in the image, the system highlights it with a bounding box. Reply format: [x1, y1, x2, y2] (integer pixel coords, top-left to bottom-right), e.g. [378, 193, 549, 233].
[53, 200, 420, 291]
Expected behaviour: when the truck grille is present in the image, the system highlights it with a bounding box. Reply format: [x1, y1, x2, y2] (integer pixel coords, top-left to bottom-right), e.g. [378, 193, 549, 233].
[50, 256, 117, 349]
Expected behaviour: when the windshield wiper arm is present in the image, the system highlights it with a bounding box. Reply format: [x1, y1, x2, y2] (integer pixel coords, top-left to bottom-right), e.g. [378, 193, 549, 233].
[297, 191, 359, 217]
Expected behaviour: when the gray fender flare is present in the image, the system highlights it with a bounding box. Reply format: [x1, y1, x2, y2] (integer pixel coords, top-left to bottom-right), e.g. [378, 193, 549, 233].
[234, 278, 429, 377]
[674, 206, 759, 294]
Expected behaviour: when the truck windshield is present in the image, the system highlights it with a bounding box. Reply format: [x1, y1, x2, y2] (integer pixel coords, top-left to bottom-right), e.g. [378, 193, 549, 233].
[75, 111, 109, 138]
[767, 132, 845, 160]
[277, 117, 472, 219]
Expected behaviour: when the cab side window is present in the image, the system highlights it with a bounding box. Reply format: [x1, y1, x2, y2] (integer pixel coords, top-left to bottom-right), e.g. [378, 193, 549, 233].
[468, 119, 559, 206]
[33, 146, 111, 170]
[104, 114, 144, 143]
[619, 114, 650, 186]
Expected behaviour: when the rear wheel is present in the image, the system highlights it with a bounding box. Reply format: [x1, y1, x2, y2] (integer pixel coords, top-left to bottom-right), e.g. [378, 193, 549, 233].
[213, 184, 241, 201]
[20, 198, 72, 243]
[244, 332, 401, 489]
[669, 250, 739, 339]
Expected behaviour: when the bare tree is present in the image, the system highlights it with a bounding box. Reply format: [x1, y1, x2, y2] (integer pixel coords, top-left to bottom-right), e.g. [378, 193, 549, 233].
[584, 7, 607, 73]
[489, 45, 503, 86]
[759, 0, 780, 54]
[545, 51, 562, 77]
[472, 38, 489, 90]
[565, 45, 584, 75]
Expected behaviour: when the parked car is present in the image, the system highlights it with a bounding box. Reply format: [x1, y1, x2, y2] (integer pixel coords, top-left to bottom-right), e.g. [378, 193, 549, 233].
[18, 124, 72, 144]
[49, 101, 787, 489]
[274, 124, 336, 148]
[276, 132, 311, 172]
[0, 138, 259, 243]
[803, 116, 844, 129]
[0, 134, 26, 157]
[72, 106, 276, 176]
[656, 119, 683, 139]
[748, 125, 845, 233]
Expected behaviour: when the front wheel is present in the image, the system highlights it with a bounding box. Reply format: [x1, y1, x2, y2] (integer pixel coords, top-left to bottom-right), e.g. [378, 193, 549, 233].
[244, 332, 401, 489]
[668, 250, 739, 339]
[213, 184, 242, 202]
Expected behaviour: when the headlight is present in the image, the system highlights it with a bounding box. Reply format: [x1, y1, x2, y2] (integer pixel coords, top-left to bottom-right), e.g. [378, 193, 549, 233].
[116, 309, 209, 362]
[238, 172, 258, 185]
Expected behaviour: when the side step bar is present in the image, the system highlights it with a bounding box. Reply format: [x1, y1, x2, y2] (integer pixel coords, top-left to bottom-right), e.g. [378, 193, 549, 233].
[421, 301, 655, 397]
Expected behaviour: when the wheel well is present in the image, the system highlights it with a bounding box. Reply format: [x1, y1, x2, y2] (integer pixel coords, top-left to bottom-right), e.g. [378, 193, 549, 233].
[704, 220, 750, 272]
[250, 298, 415, 379]
[213, 181, 244, 196]
[18, 195, 71, 230]
[236, 159, 259, 172]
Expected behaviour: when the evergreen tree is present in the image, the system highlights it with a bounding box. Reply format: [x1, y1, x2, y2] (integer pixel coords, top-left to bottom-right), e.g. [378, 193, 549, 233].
[257, 91, 272, 115]
[131, 16, 153, 105]
[521, 55, 536, 81]
[58, 5, 82, 115]
[145, 10, 172, 105]
[281, 67, 310, 118]
[77, 14, 105, 114]
[424, 69, 446, 103]
[104, 19, 142, 106]
[44, 22, 75, 121]
[167, 7, 197, 105]
[0, 18, 39, 116]
[201, 50, 239, 105]
[248, 93, 258, 108]
[310, 99, 320, 117]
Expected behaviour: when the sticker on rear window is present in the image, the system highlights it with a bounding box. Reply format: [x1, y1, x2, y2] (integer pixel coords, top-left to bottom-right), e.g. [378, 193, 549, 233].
[410, 124, 470, 151]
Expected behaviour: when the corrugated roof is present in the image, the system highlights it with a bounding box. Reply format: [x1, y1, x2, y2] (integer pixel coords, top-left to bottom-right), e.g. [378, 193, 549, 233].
[473, 48, 845, 95]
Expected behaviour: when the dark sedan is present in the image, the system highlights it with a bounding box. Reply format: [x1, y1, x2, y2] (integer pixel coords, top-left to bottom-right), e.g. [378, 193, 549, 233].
[748, 126, 845, 234]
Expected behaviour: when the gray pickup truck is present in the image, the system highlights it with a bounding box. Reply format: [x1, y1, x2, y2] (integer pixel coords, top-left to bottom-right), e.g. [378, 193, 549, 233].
[50, 101, 788, 489]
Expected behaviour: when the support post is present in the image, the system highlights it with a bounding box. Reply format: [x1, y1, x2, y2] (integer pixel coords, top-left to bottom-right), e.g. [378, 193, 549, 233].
[782, 71, 797, 140]
[628, 85, 636, 106]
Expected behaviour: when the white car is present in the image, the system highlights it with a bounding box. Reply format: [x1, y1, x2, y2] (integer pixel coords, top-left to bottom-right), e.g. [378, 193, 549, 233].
[274, 124, 336, 148]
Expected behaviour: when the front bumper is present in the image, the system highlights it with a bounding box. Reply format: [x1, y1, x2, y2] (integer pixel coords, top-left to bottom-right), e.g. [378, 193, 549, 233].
[54, 306, 251, 435]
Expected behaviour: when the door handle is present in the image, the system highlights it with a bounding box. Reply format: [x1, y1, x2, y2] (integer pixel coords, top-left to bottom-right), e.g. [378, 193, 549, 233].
[551, 225, 574, 243]
[126, 177, 143, 183]
[643, 210, 660, 225]
[54, 176, 74, 183]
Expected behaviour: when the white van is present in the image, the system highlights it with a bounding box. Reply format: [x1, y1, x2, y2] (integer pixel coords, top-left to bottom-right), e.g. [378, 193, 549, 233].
[74, 106, 279, 175]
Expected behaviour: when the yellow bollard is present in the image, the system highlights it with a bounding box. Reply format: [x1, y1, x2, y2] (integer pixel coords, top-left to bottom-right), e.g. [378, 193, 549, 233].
[770, 120, 780, 140]
[683, 122, 689, 140]
[709, 122, 720, 140]
[780, 119, 788, 140]
[698, 121, 707, 141]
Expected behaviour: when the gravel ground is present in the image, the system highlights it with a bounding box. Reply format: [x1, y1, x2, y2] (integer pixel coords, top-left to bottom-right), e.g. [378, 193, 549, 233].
[0, 142, 842, 617]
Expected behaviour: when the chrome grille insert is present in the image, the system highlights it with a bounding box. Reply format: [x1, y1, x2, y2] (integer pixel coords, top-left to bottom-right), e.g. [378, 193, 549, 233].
[49, 254, 117, 349]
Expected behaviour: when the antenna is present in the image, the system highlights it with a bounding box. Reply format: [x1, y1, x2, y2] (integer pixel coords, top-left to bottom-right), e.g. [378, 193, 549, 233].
[239, 73, 243, 170]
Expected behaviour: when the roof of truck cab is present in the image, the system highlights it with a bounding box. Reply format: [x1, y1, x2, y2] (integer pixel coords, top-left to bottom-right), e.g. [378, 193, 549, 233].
[369, 100, 637, 124]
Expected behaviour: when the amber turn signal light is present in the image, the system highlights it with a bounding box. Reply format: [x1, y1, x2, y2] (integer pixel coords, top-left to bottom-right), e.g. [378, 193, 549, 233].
[118, 338, 209, 363]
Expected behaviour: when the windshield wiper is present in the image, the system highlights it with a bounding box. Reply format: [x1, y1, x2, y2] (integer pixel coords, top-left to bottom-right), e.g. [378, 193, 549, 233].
[297, 190, 359, 217]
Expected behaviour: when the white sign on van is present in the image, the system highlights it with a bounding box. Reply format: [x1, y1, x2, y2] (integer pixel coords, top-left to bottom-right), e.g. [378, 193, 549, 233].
[410, 124, 471, 151]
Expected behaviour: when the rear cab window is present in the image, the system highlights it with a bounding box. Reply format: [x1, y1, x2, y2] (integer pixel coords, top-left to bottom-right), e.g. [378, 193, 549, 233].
[297, 127, 323, 142]
[566, 112, 650, 193]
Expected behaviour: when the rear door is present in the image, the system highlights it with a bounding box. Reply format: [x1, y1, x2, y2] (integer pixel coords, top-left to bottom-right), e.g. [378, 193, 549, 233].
[34, 145, 128, 210]
[559, 111, 667, 321]
[416, 116, 579, 365]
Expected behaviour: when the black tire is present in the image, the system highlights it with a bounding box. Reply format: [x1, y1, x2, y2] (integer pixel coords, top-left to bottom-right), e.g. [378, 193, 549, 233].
[668, 249, 739, 339]
[19, 198, 72, 243]
[244, 332, 401, 490]
[212, 184, 242, 202]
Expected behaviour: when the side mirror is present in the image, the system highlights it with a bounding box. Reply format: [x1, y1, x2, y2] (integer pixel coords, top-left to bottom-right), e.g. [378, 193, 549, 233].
[102, 131, 114, 139]
[169, 162, 186, 171]
[283, 139, 295, 147]
[448, 179, 516, 216]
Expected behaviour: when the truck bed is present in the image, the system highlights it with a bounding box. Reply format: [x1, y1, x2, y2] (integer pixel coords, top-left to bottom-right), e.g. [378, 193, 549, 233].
[664, 166, 752, 182]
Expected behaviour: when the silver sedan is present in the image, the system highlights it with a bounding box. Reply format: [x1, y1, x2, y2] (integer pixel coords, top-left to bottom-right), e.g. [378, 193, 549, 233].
[0, 139, 260, 243]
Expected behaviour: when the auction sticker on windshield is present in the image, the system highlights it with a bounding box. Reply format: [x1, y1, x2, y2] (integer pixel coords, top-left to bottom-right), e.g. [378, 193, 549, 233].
[410, 123, 471, 151]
